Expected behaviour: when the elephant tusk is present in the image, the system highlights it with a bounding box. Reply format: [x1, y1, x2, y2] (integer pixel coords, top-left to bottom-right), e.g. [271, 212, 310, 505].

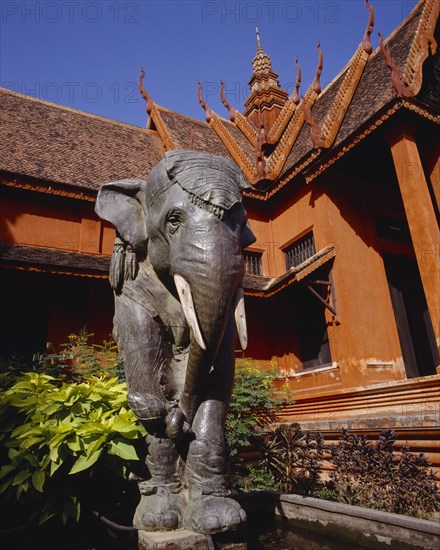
[234, 284, 248, 350]
[174, 274, 206, 351]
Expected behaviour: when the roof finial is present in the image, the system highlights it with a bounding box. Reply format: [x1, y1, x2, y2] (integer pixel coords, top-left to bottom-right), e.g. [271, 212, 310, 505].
[362, 0, 375, 54]
[220, 80, 236, 122]
[256, 26, 262, 52]
[292, 56, 302, 105]
[138, 67, 155, 115]
[312, 42, 323, 94]
[197, 81, 213, 123]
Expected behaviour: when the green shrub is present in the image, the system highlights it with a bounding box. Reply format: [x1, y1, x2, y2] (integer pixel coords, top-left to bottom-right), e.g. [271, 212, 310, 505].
[226, 359, 288, 491]
[231, 465, 280, 493]
[0, 372, 146, 526]
[226, 359, 287, 457]
[33, 328, 123, 381]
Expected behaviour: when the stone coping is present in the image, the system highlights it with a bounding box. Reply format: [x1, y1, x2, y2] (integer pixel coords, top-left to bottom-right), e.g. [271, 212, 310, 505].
[236, 491, 440, 550]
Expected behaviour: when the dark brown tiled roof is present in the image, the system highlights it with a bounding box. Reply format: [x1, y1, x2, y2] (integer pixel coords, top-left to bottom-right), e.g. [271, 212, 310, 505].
[0, 242, 110, 275]
[281, 71, 347, 174]
[158, 107, 255, 162]
[0, 89, 164, 191]
[244, 246, 335, 297]
[158, 108, 229, 156]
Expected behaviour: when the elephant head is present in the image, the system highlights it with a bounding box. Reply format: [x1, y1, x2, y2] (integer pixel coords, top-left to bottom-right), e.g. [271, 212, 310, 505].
[95, 151, 255, 427]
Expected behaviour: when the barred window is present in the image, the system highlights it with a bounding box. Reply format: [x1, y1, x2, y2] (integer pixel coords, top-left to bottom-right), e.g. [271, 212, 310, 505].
[244, 251, 263, 275]
[284, 231, 315, 270]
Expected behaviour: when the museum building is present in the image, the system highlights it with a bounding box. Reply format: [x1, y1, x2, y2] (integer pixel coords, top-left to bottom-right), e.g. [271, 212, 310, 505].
[1, 1, 439, 472]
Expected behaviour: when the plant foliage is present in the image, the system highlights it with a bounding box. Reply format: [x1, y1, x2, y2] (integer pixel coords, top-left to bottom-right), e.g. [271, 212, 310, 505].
[33, 328, 124, 381]
[226, 359, 287, 458]
[259, 424, 324, 495]
[327, 428, 439, 518]
[0, 372, 146, 526]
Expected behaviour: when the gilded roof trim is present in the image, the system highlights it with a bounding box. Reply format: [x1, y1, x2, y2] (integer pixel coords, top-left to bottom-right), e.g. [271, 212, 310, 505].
[320, 46, 370, 148]
[305, 98, 440, 184]
[233, 112, 258, 147]
[208, 112, 258, 183]
[220, 81, 257, 147]
[266, 58, 302, 144]
[319, 1, 374, 148]
[266, 98, 298, 144]
[265, 88, 319, 179]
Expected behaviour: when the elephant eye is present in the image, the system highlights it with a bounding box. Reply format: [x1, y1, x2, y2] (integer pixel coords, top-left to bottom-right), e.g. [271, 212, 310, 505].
[166, 210, 183, 234]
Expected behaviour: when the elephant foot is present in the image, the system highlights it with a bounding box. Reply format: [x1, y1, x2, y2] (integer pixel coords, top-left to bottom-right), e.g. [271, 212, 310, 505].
[133, 487, 185, 531]
[183, 494, 247, 534]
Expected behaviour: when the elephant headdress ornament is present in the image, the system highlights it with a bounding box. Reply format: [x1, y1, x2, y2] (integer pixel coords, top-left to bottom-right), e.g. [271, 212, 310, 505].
[95, 151, 255, 534]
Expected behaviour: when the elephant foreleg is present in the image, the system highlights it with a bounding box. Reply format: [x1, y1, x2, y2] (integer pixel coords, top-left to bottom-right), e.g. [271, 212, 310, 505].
[134, 435, 185, 531]
[183, 312, 246, 534]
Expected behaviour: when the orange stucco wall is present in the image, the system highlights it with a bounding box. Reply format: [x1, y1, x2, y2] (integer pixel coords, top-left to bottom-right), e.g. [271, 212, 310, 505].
[244, 156, 411, 395]
[0, 186, 114, 255]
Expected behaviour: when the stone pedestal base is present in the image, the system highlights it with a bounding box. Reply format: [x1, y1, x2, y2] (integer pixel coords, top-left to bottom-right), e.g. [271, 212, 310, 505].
[138, 529, 247, 550]
[138, 529, 208, 550]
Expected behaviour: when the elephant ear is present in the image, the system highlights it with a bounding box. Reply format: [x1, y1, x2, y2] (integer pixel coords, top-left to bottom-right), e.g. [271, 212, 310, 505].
[164, 150, 251, 212]
[95, 179, 148, 252]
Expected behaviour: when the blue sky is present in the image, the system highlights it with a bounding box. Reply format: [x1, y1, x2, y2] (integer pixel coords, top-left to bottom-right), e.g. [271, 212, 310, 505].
[1, 1, 418, 127]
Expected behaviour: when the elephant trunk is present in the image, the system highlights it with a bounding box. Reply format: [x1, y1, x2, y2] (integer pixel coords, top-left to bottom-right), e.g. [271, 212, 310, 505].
[173, 249, 246, 425]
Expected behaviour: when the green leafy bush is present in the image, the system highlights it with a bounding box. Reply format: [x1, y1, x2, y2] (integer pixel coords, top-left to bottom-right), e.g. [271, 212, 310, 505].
[226, 359, 287, 457]
[33, 328, 123, 381]
[0, 372, 146, 526]
[226, 359, 288, 491]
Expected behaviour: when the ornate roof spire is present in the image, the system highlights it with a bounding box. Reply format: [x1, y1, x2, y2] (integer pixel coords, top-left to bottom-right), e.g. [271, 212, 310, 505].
[244, 28, 288, 134]
[378, 31, 407, 97]
[220, 80, 236, 122]
[256, 26, 262, 52]
[252, 27, 273, 76]
[138, 67, 174, 149]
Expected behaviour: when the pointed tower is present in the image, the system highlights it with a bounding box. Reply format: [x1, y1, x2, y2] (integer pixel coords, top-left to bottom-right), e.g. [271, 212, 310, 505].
[244, 27, 289, 135]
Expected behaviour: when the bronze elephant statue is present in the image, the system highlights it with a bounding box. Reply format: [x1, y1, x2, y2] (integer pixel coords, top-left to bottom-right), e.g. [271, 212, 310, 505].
[95, 151, 255, 534]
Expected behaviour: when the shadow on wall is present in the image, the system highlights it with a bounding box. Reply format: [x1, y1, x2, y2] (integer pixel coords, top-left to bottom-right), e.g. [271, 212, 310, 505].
[0, 269, 113, 365]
